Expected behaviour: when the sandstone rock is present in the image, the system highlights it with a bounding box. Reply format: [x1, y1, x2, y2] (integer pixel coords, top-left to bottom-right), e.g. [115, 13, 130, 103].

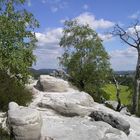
[120, 107, 131, 116]
[20, 75, 140, 140]
[105, 100, 119, 110]
[89, 110, 130, 135]
[41, 116, 128, 140]
[8, 102, 42, 140]
[101, 127, 128, 140]
[36, 75, 69, 92]
[38, 91, 94, 116]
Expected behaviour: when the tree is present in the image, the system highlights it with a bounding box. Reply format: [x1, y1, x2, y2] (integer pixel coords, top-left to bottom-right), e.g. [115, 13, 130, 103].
[0, 0, 39, 84]
[59, 20, 111, 101]
[112, 20, 140, 114]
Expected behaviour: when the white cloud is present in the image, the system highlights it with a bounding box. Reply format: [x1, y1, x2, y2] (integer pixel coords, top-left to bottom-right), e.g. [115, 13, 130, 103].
[75, 12, 114, 29]
[129, 11, 140, 19]
[127, 25, 140, 35]
[110, 47, 137, 70]
[34, 28, 63, 69]
[34, 13, 115, 69]
[83, 4, 89, 10]
[98, 34, 113, 42]
[35, 28, 63, 48]
[110, 47, 137, 58]
[33, 48, 62, 69]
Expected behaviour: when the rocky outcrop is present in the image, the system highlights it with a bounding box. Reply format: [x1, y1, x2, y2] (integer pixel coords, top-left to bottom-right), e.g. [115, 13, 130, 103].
[36, 75, 69, 92]
[6, 75, 140, 140]
[8, 102, 42, 140]
[105, 100, 119, 110]
[89, 110, 130, 135]
[41, 116, 128, 140]
[38, 91, 94, 117]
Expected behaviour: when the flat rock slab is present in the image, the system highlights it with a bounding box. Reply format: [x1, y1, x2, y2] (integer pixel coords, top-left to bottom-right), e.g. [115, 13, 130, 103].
[41, 115, 128, 140]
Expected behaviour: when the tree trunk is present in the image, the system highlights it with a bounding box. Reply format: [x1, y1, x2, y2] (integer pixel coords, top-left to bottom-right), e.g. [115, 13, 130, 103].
[113, 76, 121, 111]
[79, 80, 85, 90]
[132, 50, 140, 114]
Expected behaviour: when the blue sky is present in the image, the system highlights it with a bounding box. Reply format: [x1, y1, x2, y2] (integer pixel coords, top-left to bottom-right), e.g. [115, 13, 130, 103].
[25, 0, 140, 70]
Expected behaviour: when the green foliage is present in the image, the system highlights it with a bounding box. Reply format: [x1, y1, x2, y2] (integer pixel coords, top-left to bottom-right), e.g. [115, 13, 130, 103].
[0, 71, 32, 111]
[0, 127, 13, 140]
[59, 20, 111, 101]
[0, 0, 39, 84]
[102, 84, 131, 105]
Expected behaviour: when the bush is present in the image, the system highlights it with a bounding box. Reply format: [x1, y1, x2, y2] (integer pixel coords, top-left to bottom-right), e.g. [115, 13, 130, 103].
[0, 71, 33, 111]
[0, 127, 12, 140]
[83, 83, 110, 103]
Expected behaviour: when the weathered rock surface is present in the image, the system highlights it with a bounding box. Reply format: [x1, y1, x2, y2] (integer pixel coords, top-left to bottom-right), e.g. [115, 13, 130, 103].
[105, 100, 119, 110]
[89, 110, 130, 135]
[41, 116, 128, 140]
[38, 91, 94, 116]
[36, 75, 69, 92]
[6, 75, 140, 140]
[8, 102, 42, 140]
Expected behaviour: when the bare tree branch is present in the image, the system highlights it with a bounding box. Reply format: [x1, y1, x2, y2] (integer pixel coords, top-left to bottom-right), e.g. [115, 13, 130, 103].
[112, 23, 140, 49]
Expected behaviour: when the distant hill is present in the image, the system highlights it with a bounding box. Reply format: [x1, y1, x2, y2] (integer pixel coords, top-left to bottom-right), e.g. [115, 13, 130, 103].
[30, 68, 135, 79]
[30, 68, 56, 79]
[114, 70, 135, 76]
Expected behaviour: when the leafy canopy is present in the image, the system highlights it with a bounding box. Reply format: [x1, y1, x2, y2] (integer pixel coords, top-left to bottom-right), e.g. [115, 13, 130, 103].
[0, 0, 39, 83]
[59, 20, 111, 101]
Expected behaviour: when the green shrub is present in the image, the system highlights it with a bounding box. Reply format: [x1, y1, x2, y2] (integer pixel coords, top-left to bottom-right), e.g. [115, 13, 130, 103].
[0, 71, 33, 111]
[0, 127, 12, 140]
[84, 83, 110, 103]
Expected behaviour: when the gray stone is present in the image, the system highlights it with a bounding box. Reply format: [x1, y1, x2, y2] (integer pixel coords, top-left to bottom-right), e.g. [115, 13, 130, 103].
[38, 91, 94, 117]
[89, 110, 130, 135]
[120, 107, 131, 116]
[41, 116, 128, 140]
[8, 102, 42, 140]
[36, 75, 69, 92]
[105, 100, 119, 110]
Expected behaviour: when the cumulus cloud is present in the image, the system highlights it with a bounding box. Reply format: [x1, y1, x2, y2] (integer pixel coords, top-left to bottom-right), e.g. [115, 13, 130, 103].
[98, 34, 113, 42]
[35, 28, 63, 49]
[127, 25, 140, 35]
[34, 28, 63, 69]
[110, 47, 137, 70]
[110, 47, 137, 58]
[129, 11, 140, 19]
[75, 12, 114, 29]
[33, 48, 62, 69]
[34, 13, 115, 69]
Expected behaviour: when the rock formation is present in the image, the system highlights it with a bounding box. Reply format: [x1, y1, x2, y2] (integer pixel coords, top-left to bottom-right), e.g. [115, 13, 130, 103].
[5, 75, 140, 140]
[8, 102, 42, 140]
[36, 75, 69, 92]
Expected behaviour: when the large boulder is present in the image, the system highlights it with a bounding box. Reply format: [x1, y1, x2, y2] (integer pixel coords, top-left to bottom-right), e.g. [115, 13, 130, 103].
[8, 102, 42, 140]
[41, 116, 128, 140]
[38, 91, 94, 116]
[89, 110, 130, 135]
[36, 75, 69, 92]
